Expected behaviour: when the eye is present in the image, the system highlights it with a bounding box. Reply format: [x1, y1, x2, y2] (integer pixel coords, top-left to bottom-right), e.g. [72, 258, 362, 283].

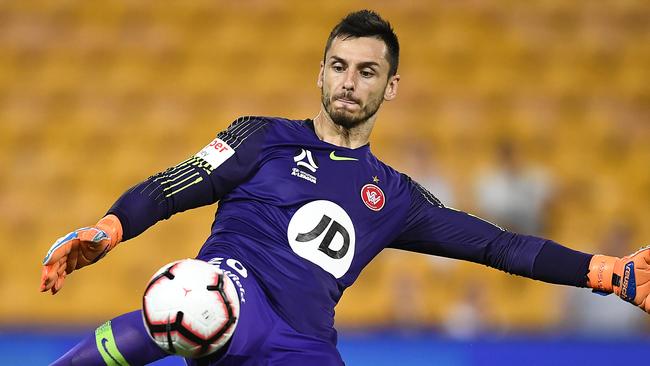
[360, 70, 375, 78]
[331, 63, 345, 72]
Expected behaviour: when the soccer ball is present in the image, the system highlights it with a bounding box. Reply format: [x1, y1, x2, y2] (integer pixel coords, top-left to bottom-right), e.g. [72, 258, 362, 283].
[142, 259, 240, 358]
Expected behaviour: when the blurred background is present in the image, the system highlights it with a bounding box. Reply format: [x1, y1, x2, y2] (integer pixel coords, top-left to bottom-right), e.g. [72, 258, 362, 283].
[1, 0, 649, 364]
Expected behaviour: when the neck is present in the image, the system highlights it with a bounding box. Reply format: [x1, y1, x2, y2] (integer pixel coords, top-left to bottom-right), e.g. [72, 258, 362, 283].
[312, 107, 375, 149]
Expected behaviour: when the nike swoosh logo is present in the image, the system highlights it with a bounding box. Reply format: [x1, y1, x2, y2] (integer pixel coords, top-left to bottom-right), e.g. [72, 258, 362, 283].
[330, 151, 358, 161]
[101, 338, 124, 366]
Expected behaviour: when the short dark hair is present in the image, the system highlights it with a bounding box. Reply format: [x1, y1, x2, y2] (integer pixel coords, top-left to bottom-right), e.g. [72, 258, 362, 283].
[324, 10, 400, 77]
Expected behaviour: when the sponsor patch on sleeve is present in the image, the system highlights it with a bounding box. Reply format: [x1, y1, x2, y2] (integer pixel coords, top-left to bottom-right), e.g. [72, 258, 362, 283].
[195, 138, 235, 170]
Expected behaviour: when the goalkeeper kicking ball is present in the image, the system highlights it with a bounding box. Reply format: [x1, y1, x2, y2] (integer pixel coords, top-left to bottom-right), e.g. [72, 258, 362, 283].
[142, 259, 239, 358]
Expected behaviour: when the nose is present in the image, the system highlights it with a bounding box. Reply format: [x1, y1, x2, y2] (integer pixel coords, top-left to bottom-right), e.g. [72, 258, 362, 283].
[342, 70, 356, 92]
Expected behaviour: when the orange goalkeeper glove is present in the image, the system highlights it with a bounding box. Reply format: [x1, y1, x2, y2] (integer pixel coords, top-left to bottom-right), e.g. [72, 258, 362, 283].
[587, 246, 650, 313]
[40, 214, 123, 295]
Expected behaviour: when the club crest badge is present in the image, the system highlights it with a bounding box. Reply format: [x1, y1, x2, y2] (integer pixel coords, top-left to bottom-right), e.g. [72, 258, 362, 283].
[361, 184, 385, 211]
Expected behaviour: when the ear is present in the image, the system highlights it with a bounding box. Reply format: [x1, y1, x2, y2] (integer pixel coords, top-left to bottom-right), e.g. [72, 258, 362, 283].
[317, 60, 324, 88]
[384, 74, 400, 101]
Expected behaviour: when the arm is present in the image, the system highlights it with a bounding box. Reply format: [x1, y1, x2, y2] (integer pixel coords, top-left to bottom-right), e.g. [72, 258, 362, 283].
[109, 116, 270, 241]
[390, 176, 592, 287]
[41, 116, 271, 294]
[391, 176, 650, 313]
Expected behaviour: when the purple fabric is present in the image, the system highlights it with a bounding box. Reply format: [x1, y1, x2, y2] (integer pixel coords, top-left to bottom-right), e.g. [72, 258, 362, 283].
[51, 251, 345, 366]
[391, 181, 546, 278]
[392, 179, 591, 286]
[189, 251, 344, 366]
[108, 117, 270, 241]
[532, 240, 592, 287]
[50, 310, 168, 365]
[103, 116, 592, 343]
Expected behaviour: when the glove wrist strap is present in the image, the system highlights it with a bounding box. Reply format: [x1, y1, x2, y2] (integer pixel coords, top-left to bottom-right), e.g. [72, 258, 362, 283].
[587, 254, 618, 293]
[95, 214, 123, 250]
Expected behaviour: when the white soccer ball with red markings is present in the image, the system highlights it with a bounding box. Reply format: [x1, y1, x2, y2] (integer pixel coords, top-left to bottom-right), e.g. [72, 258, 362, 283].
[142, 259, 239, 358]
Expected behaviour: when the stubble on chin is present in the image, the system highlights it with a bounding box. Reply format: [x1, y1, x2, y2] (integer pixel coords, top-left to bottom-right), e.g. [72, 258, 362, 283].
[320, 90, 382, 130]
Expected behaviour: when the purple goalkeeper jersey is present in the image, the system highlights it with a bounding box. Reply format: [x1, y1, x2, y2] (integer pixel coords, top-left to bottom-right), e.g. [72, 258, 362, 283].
[108, 116, 591, 344]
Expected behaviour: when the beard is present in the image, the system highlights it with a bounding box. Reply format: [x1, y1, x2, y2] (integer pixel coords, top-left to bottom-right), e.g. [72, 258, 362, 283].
[321, 87, 385, 130]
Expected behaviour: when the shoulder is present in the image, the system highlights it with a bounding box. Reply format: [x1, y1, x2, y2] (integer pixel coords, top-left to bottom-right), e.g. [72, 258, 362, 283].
[227, 116, 307, 129]
[220, 116, 308, 136]
[368, 155, 407, 184]
[221, 115, 272, 133]
[372, 157, 445, 208]
[402, 173, 445, 208]
[215, 116, 295, 144]
[365, 156, 413, 195]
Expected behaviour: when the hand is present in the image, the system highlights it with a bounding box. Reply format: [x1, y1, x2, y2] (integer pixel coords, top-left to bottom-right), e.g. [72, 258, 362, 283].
[40, 215, 123, 295]
[588, 246, 650, 313]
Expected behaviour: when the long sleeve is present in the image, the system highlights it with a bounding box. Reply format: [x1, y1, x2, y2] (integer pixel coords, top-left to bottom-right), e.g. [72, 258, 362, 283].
[390, 176, 591, 286]
[107, 116, 271, 241]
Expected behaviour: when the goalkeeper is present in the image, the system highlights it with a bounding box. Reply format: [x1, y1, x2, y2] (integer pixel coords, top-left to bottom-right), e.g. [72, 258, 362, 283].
[41, 9, 649, 366]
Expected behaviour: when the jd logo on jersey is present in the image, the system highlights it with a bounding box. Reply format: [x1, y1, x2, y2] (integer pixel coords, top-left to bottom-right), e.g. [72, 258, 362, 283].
[296, 215, 350, 259]
[287, 200, 356, 278]
[291, 148, 318, 184]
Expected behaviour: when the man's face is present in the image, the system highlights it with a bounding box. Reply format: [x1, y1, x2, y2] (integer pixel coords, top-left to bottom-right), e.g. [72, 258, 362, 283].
[318, 36, 399, 129]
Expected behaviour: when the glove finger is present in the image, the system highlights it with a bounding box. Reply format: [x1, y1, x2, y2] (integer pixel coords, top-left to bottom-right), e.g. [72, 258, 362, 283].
[57, 256, 67, 276]
[66, 244, 79, 274]
[40, 265, 54, 292]
[40, 257, 64, 292]
[52, 271, 66, 295]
